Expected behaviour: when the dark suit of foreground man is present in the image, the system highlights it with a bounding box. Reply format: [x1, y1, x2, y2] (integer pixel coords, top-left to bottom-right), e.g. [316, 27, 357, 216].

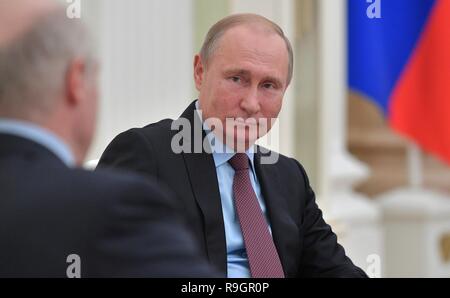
[0, 0, 213, 278]
[99, 14, 367, 278]
[0, 133, 212, 277]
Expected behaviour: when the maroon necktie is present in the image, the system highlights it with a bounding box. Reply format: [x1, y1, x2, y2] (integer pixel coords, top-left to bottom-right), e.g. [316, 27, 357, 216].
[229, 153, 285, 278]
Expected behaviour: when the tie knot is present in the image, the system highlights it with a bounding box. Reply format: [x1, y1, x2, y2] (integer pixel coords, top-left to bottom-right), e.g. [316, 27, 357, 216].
[229, 153, 250, 171]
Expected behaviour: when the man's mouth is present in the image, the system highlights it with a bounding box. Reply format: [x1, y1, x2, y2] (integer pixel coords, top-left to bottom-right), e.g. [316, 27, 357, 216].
[231, 118, 258, 126]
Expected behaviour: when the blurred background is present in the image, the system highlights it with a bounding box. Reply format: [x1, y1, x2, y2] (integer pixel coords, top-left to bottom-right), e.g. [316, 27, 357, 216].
[71, 0, 450, 277]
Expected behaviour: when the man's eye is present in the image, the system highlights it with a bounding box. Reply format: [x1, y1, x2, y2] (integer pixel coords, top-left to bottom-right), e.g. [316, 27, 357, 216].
[230, 76, 241, 83]
[262, 82, 275, 89]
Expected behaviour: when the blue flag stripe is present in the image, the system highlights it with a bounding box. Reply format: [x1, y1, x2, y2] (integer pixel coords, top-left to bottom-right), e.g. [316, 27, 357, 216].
[348, 0, 436, 114]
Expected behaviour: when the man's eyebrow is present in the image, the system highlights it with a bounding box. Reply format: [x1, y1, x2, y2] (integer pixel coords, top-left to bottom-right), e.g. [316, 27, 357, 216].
[223, 69, 251, 76]
[223, 69, 284, 86]
[261, 76, 283, 87]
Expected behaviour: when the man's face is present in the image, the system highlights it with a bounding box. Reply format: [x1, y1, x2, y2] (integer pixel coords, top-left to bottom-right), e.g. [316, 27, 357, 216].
[194, 24, 290, 151]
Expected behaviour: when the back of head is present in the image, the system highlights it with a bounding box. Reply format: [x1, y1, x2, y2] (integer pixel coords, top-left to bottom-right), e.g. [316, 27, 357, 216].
[0, 0, 98, 165]
[0, 1, 94, 121]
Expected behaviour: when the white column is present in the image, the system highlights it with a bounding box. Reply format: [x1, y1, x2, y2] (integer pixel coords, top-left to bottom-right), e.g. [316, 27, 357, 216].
[378, 140, 450, 277]
[379, 189, 450, 277]
[83, 0, 194, 161]
[317, 0, 383, 277]
[230, 0, 296, 158]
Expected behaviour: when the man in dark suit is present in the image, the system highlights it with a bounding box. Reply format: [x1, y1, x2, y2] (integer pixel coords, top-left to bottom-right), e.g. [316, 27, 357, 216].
[98, 14, 367, 278]
[0, 0, 213, 278]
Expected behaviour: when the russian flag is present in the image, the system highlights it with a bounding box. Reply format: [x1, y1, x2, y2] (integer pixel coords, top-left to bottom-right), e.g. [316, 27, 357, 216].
[349, 0, 450, 164]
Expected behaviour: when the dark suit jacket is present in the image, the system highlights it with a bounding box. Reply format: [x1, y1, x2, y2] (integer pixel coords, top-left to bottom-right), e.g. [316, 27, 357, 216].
[0, 133, 214, 278]
[98, 101, 368, 278]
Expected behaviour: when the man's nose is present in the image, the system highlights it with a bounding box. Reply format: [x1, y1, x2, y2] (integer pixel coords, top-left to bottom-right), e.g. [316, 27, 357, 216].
[240, 86, 260, 115]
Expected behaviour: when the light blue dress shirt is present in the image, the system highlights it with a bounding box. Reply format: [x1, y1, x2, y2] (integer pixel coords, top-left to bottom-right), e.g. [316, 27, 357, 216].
[195, 101, 272, 278]
[0, 118, 75, 167]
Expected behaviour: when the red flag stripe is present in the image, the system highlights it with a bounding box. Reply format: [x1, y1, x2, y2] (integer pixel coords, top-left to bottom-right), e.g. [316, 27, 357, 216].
[389, 0, 450, 164]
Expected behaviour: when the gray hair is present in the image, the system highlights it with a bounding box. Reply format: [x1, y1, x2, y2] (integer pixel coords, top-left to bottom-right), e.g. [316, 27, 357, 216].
[200, 13, 294, 85]
[0, 7, 95, 118]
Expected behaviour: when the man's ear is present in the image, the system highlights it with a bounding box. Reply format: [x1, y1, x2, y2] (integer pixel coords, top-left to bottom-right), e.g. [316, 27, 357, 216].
[193, 54, 205, 91]
[65, 58, 87, 107]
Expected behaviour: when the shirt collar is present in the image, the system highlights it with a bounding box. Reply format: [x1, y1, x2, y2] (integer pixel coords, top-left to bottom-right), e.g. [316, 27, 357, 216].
[194, 100, 256, 170]
[0, 118, 76, 167]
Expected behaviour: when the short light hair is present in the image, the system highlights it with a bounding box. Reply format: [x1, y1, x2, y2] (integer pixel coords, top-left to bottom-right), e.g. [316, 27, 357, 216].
[0, 7, 95, 118]
[200, 13, 294, 85]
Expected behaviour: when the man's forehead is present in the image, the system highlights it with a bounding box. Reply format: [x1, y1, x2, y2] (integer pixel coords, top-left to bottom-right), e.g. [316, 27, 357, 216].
[215, 25, 288, 58]
[212, 28, 289, 77]
[220, 24, 282, 44]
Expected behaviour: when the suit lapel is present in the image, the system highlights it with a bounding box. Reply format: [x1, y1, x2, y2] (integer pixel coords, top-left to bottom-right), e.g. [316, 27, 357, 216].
[179, 102, 227, 275]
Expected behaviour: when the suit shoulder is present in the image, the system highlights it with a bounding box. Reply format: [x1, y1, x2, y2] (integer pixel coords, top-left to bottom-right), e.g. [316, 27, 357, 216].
[133, 119, 175, 139]
[98, 119, 175, 171]
[105, 119, 173, 146]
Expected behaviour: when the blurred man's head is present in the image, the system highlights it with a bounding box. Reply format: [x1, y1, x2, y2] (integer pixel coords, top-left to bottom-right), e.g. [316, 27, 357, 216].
[0, 0, 98, 166]
[194, 14, 293, 151]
